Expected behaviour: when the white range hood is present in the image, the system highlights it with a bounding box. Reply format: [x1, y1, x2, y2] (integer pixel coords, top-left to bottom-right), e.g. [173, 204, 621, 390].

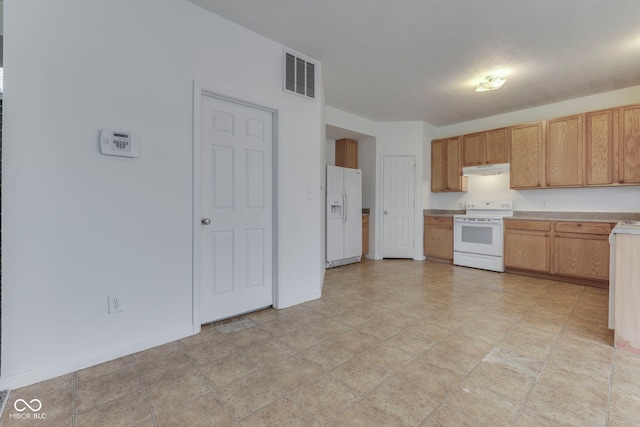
[462, 163, 510, 176]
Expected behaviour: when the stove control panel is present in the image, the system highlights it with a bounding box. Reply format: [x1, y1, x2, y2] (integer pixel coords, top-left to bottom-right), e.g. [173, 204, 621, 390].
[466, 201, 513, 211]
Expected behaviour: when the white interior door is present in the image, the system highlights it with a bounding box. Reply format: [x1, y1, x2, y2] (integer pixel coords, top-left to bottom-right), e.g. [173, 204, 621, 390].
[382, 155, 415, 258]
[199, 94, 273, 323]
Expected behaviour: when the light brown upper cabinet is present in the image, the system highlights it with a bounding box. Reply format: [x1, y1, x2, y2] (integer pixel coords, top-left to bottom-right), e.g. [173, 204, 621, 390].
[618, 104, 640, 184]
[585, 108, 616, 186]
[431, 137, 467, 192]
[546, 114, 583, 187]
[462, 128, 510, 167]
[510, 122, 545, 189]
[432, 103, 640, 193]
[462, 133, 483, 166]
[335, 138, 358, 169]
[431, 139, 445, 192]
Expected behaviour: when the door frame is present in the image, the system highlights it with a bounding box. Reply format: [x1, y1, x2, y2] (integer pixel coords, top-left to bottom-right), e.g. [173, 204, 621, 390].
[192, 81, 279, 334]
[379, 154, 417, 259]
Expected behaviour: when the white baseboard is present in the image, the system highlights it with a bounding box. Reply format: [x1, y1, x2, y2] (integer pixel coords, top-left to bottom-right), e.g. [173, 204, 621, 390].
[276, 290, 322, 309]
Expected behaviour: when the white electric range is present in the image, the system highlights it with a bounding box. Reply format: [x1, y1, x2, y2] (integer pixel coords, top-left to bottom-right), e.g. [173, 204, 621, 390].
[453, 201, 513, 272]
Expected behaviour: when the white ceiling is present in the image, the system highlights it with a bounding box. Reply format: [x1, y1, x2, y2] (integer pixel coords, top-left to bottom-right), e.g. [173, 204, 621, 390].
[188, 0, 640, 127]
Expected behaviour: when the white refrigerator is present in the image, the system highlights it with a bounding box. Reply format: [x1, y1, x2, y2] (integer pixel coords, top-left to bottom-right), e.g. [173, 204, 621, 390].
[326, 165, 362, 268]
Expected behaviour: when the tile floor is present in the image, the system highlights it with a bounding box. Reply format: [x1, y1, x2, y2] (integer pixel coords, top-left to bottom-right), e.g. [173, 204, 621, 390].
[2, 259, 640, 426]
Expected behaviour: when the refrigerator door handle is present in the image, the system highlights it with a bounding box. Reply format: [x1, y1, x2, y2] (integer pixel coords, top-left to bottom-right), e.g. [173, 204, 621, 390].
[343, 192, 347, 223]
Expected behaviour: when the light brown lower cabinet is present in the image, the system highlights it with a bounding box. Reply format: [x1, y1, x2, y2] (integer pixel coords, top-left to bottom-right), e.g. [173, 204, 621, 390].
[362, 214, 369, 257]
[504, 220, 551, 272]
[424, 216, 453, 262]
[552, 222, 613, 281]
[504, 219, 613, 287]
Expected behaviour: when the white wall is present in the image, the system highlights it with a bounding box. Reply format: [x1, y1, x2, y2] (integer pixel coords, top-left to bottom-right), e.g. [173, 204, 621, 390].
[319, 90, 327, 289]
[325, 139, 336, 166]
[1, 0, 324, 388]
[422, 122, 438, 211]
[359, 137, 377, 256]
[427, 86, 640, 212]
[374, 121, 426, 260]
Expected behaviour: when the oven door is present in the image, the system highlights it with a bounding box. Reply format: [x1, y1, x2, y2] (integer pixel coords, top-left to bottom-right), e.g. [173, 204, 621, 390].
[453, 217, 503, 257]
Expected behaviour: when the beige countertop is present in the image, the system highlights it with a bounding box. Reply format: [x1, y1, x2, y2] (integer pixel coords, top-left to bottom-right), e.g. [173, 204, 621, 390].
[510, 211, 640, 223]
[611, 221, 640, 235]
[423, 209, 640, 223]
[423, 209, 464, 217]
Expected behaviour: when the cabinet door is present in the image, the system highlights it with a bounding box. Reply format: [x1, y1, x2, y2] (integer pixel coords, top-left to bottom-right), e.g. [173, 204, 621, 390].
[504, 229, 550, 272]
[510, 122, 545, 189]
[546, 115, 583, 187]
[431, 139, 446, 192]
[424, 217, 453, 260]
[618, 105, 640, 184]
[554, 233, 609, 280]
[362, 215, 369, 256]
[462, 132, 484, 166]
[485, 127, 510, 164]
[445, 137, 466, 192]
[335, 138, 358, 169]
[585, 109, 615, 186]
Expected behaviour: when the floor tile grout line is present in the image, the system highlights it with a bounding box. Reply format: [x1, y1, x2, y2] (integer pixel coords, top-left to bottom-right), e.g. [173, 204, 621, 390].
[133, 359, 159, 427]
[187, 346, 247, 424]
[266, 312, 426, 425]
[281, 384, 328, 426]
[194, 347, 271, 425]
[509, 283, 588, 427]
[185, 328, 330, 425]
[0, 389, 11, 424]
[4, 261, 624, 426]
[71, 373, 77, 427]
[414, 284, 537, 427]
[324, 351, 412, 425]
[604, 348, 616, 426]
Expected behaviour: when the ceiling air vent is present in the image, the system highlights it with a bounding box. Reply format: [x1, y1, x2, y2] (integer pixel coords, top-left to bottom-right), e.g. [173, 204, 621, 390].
[284, 50, 316, 100]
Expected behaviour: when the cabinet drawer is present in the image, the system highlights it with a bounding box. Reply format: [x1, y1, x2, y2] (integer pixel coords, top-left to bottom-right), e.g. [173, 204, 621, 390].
[424, 216, 453, 227]
[504, 220, 551, 232]
[554, 222, 613, 235]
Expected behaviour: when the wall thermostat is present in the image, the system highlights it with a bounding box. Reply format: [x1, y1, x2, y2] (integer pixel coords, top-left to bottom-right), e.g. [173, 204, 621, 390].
[99, 129, 141, 158]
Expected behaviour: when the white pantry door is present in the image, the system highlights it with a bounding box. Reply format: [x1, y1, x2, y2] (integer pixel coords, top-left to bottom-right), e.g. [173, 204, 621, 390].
[382, 155, 415, 258]
[199, 94, 273, 323]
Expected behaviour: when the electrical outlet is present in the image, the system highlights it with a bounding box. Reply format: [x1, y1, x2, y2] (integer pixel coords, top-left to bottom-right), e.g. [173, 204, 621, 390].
[108, 294, 124, 314]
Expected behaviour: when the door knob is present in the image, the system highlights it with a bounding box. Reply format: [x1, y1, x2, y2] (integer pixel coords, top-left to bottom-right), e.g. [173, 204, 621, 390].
[201, 218, 211, 225]
[384, 210, 389, 215]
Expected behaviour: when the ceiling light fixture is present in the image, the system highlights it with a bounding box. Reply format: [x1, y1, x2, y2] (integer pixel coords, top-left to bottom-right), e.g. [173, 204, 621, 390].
[475, 75, 507, 92]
